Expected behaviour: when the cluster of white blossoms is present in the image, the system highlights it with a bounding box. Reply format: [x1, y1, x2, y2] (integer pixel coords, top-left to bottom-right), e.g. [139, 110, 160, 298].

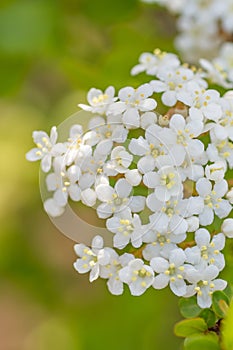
[27, 49, 233, 308]
[200, 43, 233, 89]
[142, 0, 233, 87]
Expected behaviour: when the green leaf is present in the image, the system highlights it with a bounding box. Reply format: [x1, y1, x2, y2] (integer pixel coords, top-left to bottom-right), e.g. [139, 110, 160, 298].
[179, 297, 202, 318]
[80, 0, 138, 25]
[184, 333, 221, 350]
[174, 318, 207, 338]
[222, 299, 233, 350]
[212, 291, 229, 318]
[223, 285, 233, 302]
[0, 1, 58, 55]
[199, 309, 216, 328]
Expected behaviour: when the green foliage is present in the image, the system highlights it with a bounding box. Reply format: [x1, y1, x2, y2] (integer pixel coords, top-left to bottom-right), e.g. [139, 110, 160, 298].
[175, 288, 233, 350]
[199, 309, 216, 328]
[179, 297, 202, 318]
[184, 334, 221, 350]
[80, 0, 139, 24]
[0, 0, 58, 55]
[221, 285, 233, 301]
[222, 300, 233, 350]
[174, 318, 207, 338]
[212, 291, 230, 319]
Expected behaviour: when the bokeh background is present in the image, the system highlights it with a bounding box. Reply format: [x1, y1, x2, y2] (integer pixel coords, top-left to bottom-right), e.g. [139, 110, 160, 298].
[3, 0, 231, 349]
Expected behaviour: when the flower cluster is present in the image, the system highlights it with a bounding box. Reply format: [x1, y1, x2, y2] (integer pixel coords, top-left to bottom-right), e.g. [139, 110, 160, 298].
[142, 0, 233, 87]
[200, 43, 233, 89]
[27, 50, 233, 308]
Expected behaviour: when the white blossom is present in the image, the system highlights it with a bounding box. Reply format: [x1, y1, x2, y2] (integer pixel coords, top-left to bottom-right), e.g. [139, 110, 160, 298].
[74, 236, 112, 282]
[109, 146, 133, 174]
[205, 161, 226, 182]
[27, 48, 233, 305]
[150, 66, 206, 107]
[78, 86, 117, 115]
[131, 50, 180, 76]
[95, 179, 132, 219]
[142, 214, 186, 261]
[222, 218, 233, 238]
[46, 157, 82, 207]
[106, 208, 144, 249]
[151, 248, 187, 296]
[43, 198, 65, 217]
[119, 259, 154, 296]
[143, 165, 182, 201]
[226, 187, 233, 204]
[196, 178, 231, 225]
[100, 252, 134, 295]
[185, 264, 227, 308]
[108, 84, 157, 128]
[26, 126, 66, 172]
[185, 229, 225, 271]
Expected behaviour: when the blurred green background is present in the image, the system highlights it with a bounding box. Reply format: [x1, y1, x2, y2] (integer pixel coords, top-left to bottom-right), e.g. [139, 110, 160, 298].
[0, 0, 197, 349]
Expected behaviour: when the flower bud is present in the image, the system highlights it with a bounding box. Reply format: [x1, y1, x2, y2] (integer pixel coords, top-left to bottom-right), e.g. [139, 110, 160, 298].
[222, 219, 233, 238]
[186, 216, 199, 232]
[205, 161, 226, 182]
[226, 188, 233, 204]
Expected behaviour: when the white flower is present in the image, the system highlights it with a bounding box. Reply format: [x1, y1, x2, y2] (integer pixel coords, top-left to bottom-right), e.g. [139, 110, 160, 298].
[95, 179, 132, 219]
[176, 18, 220, 63]
[140, 111, 158, 129]
[207, 137, 233, 169]
[26, 126, 66, 172]
[109, 146, 133, 174]
[186, 85, 222, 123]
[96, 177, 146, 219]
[185, 264, 227, 308]
[179, 156, 207, 182]
[78, 86, 117, 115]
[43, 198, 65, 217]
[186, 216, 200, 232]
[196, 178, 231, 225]
[131, 52, 158, 76]
[142, 214, 186, 261]
[46, 157, 82, 207]
[64, 125, 94, 166]
[185, 229, 225, 271]
[226, 187, 233, 204]
[100, 252, 134, 295]
[146, 196, 203, 234]
[205, 161, 226, 182]
[125, 169, 142, 186]
[27, 47, 233, 301]
[220, 1, 233, 33]
[79, 152, 108, 187]
[218, 43, 233, 80]
[74, 236, 111, 282]
[143, 165, 182, 201]
[210, 98, 233, 141]
[150, 66, 204, 107]
[81, 188, 97, 207]
[129, 124, 169, 174]
[222, 218, 233, 238]
[158, 114, 204, 165]
[108, 84, 157, 128]
[200, 59, 233, 89]
[106, 208, 143, 249]
[119, 259, 154, 296]
[151, 248, 187, 296]
[131, 50, 180, 76]
[88, 116, 128, 144]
